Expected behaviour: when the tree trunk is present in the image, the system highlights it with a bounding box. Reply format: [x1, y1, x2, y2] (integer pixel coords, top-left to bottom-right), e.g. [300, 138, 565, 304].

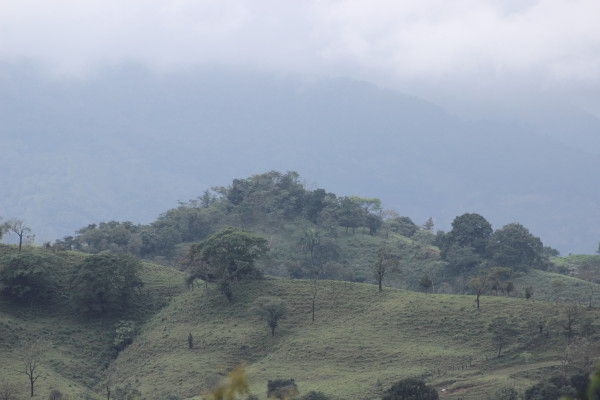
[271, 326, 275, 337]
[476, 293, 480, 309]
[378, 279, 382, 291]
[311, 299, 315, 322]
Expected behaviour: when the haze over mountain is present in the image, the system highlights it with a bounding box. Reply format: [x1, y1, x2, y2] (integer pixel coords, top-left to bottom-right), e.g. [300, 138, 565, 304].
[2, 1, 600, 253]
[2, 63, 600, 254]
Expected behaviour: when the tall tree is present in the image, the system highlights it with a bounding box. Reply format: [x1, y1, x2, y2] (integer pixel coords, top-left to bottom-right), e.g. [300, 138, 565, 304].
[22, 342, 42, 397]
[488, 317, 518, 357]
[337, 197, 364, 234]
[70, 254, 143, 315]
[373, 246, 398, 291]
[182, 227, 268, 300]
[253, 296, 287, 336]
[6, 218, 32, 252]
[446, 213, 492, 255]
[468, 274, 489, 309]
[487, 223, 544, 271]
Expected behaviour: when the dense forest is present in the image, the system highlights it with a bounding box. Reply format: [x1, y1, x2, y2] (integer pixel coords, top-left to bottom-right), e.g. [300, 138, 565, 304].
[1, 171, 600, 399]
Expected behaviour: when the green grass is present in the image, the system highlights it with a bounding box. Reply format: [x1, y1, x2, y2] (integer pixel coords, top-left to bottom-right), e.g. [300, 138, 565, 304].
[0, 246, 186, 399]
[513, 268, 600, 305]
[102, 279, 597, 400]
[1, 245, 599, 399]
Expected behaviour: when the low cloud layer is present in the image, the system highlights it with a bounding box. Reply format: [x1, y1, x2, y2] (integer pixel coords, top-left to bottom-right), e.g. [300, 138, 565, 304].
[1, 0, 598, 83]
[2, 0, 600, 116]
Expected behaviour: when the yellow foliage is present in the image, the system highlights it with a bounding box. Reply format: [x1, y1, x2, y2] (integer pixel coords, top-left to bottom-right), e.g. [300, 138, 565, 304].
[204, 366, 250, 400]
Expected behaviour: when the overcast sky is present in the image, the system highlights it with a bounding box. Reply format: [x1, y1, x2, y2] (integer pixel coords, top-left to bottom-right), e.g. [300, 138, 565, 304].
[2, 0, 600, 114]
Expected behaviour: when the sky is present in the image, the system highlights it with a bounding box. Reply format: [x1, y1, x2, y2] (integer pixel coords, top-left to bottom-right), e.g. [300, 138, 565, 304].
[2, 0, 600, 115]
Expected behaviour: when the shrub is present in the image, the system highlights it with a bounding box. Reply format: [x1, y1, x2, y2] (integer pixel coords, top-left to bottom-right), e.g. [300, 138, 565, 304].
[300, 391, 331, 400]
[48, 389, 64, 400]
[492, 387, 518, 400]
[267, 379, 298, 399]
[382, 378, 438, 400]
[113, 320, 137, 351]
[70, 253, 143, 315]
[0, 251, 58, 303]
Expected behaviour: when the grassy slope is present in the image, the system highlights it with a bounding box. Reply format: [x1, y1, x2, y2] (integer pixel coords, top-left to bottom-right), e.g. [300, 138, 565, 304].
[514, 269, 600, 305]
[0, 247, 186, 399]
[2, 245, 600, 399]
[106, 278, 600, 400]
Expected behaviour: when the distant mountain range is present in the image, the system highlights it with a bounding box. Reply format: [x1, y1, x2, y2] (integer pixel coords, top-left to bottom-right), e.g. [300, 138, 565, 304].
[2, 63, 599, 253]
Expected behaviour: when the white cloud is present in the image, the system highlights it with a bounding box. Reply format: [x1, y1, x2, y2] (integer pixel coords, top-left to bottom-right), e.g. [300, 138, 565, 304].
[1, 0, 599, 91]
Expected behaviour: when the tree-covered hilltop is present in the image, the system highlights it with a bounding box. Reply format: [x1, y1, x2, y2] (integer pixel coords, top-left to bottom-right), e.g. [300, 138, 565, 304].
[48, 170, 600, 302]
[51, 171, 441, 286]
[2, 194, 600, 399]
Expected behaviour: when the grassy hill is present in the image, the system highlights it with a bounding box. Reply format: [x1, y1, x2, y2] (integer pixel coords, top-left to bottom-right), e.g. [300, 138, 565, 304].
[105, 278, 600, 400]
[1, 245, 599, 399]
[0, 245, 186, 399]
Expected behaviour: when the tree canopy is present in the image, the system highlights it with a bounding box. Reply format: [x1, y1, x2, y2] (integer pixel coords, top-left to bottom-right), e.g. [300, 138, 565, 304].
[487, 223, 545, 271]
[447, 213, 492, 254]
[70, 253, 143, 315]
[183, 227, 269, 301]
[0, 251, 58, 302]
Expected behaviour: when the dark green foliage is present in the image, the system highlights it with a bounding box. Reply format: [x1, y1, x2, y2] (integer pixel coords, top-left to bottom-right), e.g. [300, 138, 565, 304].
[218, 171, 306, 220]
[488, 267, 513, 295]
[299, 391, 331, 400]
[0, 251, 58, 302]
[381, 378, 439, 400]
[388, 216, 418, 237]
[183, 228, 268, 301]
[523, 372, 598, 400]
[70, 253, 144, 315]
[54, 200, 215, 259]
[219, 281, 234, 302]
[337, 197, 365, 234]
[487, 316, 519, 357]
[113, 383, 142, 400]
[587, 364, 600, 400]
[524, 381, 561, 400]
[365, 213, 383, 235]
[487, 223, 545, 271]
[492, 386, 518, 400]
[570, 373, 590, 400]
[304, 189, 328, 223]
[447, 213, 492, 255]
[55, 221, 142, 255]
[442, 244, 482, 275]
[419, 275, 433, 293]
[253, 296, 287, 337]
[267, 379, 298, 399]
[543, 246, 560, 258]
[48, 389, 64, 400]
[525, 286, 534, 299]
[187, 332, 193, 349]
[439, 213, 492, 274]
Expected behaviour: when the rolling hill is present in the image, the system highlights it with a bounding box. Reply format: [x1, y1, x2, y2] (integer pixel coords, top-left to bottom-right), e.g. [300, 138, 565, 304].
[0, 244, 599, 399]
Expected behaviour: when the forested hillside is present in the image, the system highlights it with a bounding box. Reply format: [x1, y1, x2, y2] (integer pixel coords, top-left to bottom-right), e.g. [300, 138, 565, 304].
[49, 170, 600, 302]
[2, 171, 600, 399]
